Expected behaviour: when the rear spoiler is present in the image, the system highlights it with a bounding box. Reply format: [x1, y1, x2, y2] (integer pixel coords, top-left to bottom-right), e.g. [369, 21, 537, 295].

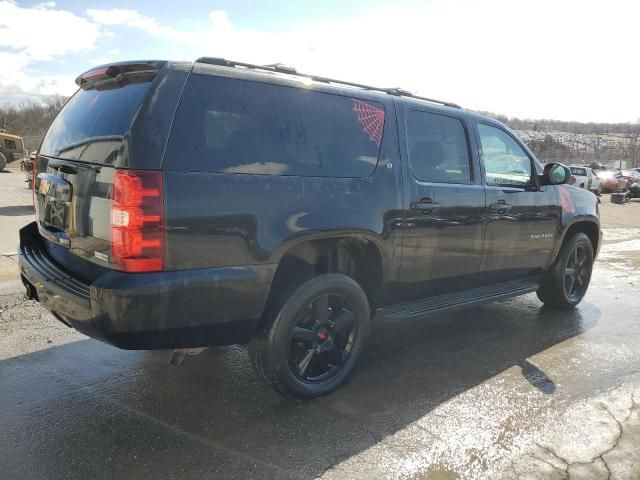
[75, 62, 160, 87]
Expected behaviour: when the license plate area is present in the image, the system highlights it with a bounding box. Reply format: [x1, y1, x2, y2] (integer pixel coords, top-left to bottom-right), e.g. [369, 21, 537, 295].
[36, 173, 73, 247]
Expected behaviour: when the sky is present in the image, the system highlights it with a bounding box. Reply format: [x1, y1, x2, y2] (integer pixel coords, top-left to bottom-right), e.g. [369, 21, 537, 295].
[0, 0, 639, 123]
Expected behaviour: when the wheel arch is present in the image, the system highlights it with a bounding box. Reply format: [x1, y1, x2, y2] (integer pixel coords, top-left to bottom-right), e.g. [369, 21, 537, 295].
[555, 217, 601, 261]
[263, 232, 387, 324]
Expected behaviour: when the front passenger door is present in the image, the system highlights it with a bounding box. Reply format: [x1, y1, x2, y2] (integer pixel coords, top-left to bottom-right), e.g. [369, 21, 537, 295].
[477, 123, 560, 283]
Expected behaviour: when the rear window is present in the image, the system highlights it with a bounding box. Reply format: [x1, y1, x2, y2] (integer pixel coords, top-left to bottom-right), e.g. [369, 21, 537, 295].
[163, 75, 385, 177]
[40, 79, 153, 165]
[570, 167, 587, 176]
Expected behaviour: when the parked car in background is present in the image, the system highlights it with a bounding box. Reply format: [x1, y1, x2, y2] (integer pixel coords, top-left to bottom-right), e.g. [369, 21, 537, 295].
[621, 170, 640, 186]
[0, 131, 26, 171]
[569, 165, 601, 195]
[596, 169, 629, 193]
[21, 150, 38, 187]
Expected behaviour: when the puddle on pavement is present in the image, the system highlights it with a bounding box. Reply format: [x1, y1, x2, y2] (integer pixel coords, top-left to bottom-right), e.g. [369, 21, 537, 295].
[601, 239, 640, 252]
[595, 229, 640, 284]
[602, 228, 640, 243]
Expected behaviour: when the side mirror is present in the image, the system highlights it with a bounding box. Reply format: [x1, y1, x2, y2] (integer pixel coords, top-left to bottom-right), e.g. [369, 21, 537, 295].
[542, 163, 570, 185]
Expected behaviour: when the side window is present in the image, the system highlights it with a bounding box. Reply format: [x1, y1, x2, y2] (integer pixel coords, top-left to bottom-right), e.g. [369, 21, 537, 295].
[478, 124, 532, 186]
[405, 110, 471, 183]
[164, 75, 385, 177]
[4, 139, 16, 150]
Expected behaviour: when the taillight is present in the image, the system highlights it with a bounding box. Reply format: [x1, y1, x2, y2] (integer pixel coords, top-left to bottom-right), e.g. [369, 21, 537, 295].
[111, 170, 164, 272]
[570, 175, 576, 185]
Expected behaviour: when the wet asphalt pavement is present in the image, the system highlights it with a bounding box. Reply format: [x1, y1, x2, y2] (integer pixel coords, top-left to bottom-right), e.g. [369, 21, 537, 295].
[1, 166, 640, 479]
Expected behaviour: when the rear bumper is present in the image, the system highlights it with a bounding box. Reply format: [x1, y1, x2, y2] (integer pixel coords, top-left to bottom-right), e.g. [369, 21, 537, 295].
[18, 222, 275, 349]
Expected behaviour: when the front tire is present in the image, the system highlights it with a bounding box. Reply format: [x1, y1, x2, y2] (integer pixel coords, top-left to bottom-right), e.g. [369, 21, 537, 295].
[537, 233, 594, 309]
[249, 274, 370, 400]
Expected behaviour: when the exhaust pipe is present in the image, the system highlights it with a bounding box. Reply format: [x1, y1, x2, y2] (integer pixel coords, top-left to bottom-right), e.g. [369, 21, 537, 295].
[169, 347, 208, 366]
[22, 277, 38, 300]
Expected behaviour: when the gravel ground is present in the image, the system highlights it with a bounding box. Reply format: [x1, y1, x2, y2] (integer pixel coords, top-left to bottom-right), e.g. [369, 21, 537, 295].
[598, 197, 640, 229]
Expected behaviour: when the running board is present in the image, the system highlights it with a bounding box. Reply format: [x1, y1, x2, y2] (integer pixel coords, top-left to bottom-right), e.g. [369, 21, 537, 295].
[374, 278, 540, 322]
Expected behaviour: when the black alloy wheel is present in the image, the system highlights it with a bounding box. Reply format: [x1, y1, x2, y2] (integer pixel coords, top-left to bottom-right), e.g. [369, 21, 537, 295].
[537, 232, 594, 309]
[249, 273, 370, 399]
[288, 293, 358, 383]
[564, 243, 590, 303]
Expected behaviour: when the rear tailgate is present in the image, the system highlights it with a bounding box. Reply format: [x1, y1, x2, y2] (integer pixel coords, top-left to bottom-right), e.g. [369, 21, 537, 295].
[35, 62, 171, 271]
[34, 156, 115, 268]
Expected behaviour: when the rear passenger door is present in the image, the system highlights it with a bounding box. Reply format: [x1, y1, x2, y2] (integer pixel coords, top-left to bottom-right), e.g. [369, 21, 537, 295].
[397, 106, 485, 300]
[475, 122, 559, 283]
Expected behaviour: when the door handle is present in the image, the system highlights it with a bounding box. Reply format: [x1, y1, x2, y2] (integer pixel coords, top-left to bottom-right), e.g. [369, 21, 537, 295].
[410, 199, 439, 214]
[490, 202, 512, 213]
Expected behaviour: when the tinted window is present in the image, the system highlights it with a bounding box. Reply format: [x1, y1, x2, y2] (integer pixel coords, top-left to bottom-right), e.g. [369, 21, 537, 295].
[405, 110, 470, 183]
[164, 75, 385, 177]
[478, 124, 532, 186]
[570, 167, 587, 176]
[40, 78, 154, 164]
[4, 139, 16, 150]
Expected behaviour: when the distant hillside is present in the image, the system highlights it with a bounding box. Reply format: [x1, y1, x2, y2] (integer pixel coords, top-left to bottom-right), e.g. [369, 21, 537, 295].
[480, 111, 640, 135]
[515, 130, 638, 166]
[480, 112, 640, 167]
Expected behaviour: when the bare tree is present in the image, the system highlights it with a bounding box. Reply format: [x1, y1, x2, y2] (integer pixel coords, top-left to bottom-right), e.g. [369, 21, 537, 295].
[0, 106, 19, 131]
[0, 97, 67, 149]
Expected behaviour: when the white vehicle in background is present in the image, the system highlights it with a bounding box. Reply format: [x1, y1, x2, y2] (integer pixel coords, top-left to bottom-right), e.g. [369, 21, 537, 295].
[569, 165, 601, 195]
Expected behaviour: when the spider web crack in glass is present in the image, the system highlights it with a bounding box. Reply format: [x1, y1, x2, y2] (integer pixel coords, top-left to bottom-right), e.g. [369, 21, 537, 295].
[352, 99, 385, 145]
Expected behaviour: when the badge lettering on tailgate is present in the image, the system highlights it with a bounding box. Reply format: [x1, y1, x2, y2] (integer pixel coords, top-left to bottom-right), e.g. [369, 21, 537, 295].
[94, 251, 109, 262]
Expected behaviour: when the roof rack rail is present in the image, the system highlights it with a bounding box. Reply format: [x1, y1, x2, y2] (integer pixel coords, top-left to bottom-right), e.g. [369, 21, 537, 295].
[195, 57, 461, 109]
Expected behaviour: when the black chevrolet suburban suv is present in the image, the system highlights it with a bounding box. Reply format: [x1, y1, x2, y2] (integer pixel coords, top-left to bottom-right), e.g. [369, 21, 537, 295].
[19, 59, 601, 399]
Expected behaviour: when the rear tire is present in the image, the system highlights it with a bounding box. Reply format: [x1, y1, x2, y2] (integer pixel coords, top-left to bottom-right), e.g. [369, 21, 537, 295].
[537, 233, 594, 309]
[249, 274, 370, 400]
